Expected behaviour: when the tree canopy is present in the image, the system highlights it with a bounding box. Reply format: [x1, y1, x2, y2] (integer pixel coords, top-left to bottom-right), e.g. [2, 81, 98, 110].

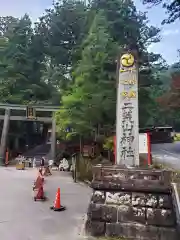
[0, 0, 179, 143]
[142, 0, 180, 24]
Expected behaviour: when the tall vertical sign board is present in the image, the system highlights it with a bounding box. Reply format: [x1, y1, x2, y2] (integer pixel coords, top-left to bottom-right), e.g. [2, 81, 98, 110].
[116, 52, 139, 166]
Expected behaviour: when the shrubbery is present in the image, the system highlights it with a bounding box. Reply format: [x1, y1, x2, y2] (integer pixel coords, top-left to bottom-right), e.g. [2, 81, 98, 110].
[174, 133, 180, 141]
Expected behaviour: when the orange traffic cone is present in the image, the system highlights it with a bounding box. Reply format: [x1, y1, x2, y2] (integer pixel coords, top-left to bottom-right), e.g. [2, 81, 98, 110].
[50, 188, 66, 211]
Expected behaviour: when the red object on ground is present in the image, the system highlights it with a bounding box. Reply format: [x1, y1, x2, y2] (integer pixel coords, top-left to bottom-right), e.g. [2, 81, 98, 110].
[33, 176, 44, 190]
[34, 185, 45, 201]
[5, 150, 9, 165]
[113, 136, 116, 164]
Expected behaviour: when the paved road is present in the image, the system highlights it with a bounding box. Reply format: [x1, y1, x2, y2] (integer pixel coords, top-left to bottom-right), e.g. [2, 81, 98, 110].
[0, 167, 91, 240]
[152, 142, 180, 169]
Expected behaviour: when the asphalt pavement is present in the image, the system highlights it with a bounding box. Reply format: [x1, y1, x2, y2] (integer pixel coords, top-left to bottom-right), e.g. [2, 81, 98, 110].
[152, 142, 180, 169]
[0, 167, 91, 240]
[3, 143, 179, 240]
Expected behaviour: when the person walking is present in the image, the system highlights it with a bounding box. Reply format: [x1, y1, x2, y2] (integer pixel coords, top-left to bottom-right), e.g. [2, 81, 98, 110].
[48, 159, 54, 169]
[33, 157, 36, 168]
[41, 157, 45, 167]
[29, 158, 32, 168]
[59, 157, 69, 171]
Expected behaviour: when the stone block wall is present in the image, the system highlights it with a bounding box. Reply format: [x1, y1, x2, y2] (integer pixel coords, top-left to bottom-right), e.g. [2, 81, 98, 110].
[85, 165, 178, 240]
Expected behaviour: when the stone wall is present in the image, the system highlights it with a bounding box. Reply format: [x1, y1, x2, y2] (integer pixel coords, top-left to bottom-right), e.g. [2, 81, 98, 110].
[85, 165, 178, 240]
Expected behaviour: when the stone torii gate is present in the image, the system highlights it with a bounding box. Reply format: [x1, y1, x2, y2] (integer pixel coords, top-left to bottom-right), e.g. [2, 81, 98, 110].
[0, 104, 60, 164]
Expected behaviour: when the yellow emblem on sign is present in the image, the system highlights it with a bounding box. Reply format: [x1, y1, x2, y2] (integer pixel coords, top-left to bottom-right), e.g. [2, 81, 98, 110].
[121, 91, 128, 97]
[121, 53, 135, 67]
[121, 91, 136, 98]
[129, 91, 136, 98]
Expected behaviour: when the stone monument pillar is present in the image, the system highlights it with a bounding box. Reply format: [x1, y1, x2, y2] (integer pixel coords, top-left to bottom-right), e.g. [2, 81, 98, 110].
[116, 51, 139, 166]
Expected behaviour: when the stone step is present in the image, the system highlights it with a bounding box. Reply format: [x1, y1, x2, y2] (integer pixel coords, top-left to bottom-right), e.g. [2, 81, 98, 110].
[106, 222, 178, 240]
[85, 220, 178, 240]
[88, 203, 176, 227]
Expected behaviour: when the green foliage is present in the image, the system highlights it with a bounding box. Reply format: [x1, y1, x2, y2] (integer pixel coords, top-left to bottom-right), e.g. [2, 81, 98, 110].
[55, 0, 165, 137]
[56, 11, 117, 138]
[0, 14, 57, 104]
[76, 155, 110, 182]
[142, 0, 180, 24]
[35, 0, 88, 95]
[103, 136, 114, 151]
[0, 0, 177, 145]
[76, 156, 93, 182]
[0, 16, 18, 37]
[174, 133, 180, 142]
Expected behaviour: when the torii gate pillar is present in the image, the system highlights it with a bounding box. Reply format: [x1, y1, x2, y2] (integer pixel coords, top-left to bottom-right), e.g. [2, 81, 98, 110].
[0, 108, 10, 165]
[51, 116, 56, 161]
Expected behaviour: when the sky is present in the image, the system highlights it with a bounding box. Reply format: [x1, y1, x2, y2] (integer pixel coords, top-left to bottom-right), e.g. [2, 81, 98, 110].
[0, 0, 179, 64]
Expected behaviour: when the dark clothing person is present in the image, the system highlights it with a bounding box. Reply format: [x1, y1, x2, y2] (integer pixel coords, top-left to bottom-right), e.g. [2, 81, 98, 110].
[41, 157, 45, 167]
[29, 158, 32, 168]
